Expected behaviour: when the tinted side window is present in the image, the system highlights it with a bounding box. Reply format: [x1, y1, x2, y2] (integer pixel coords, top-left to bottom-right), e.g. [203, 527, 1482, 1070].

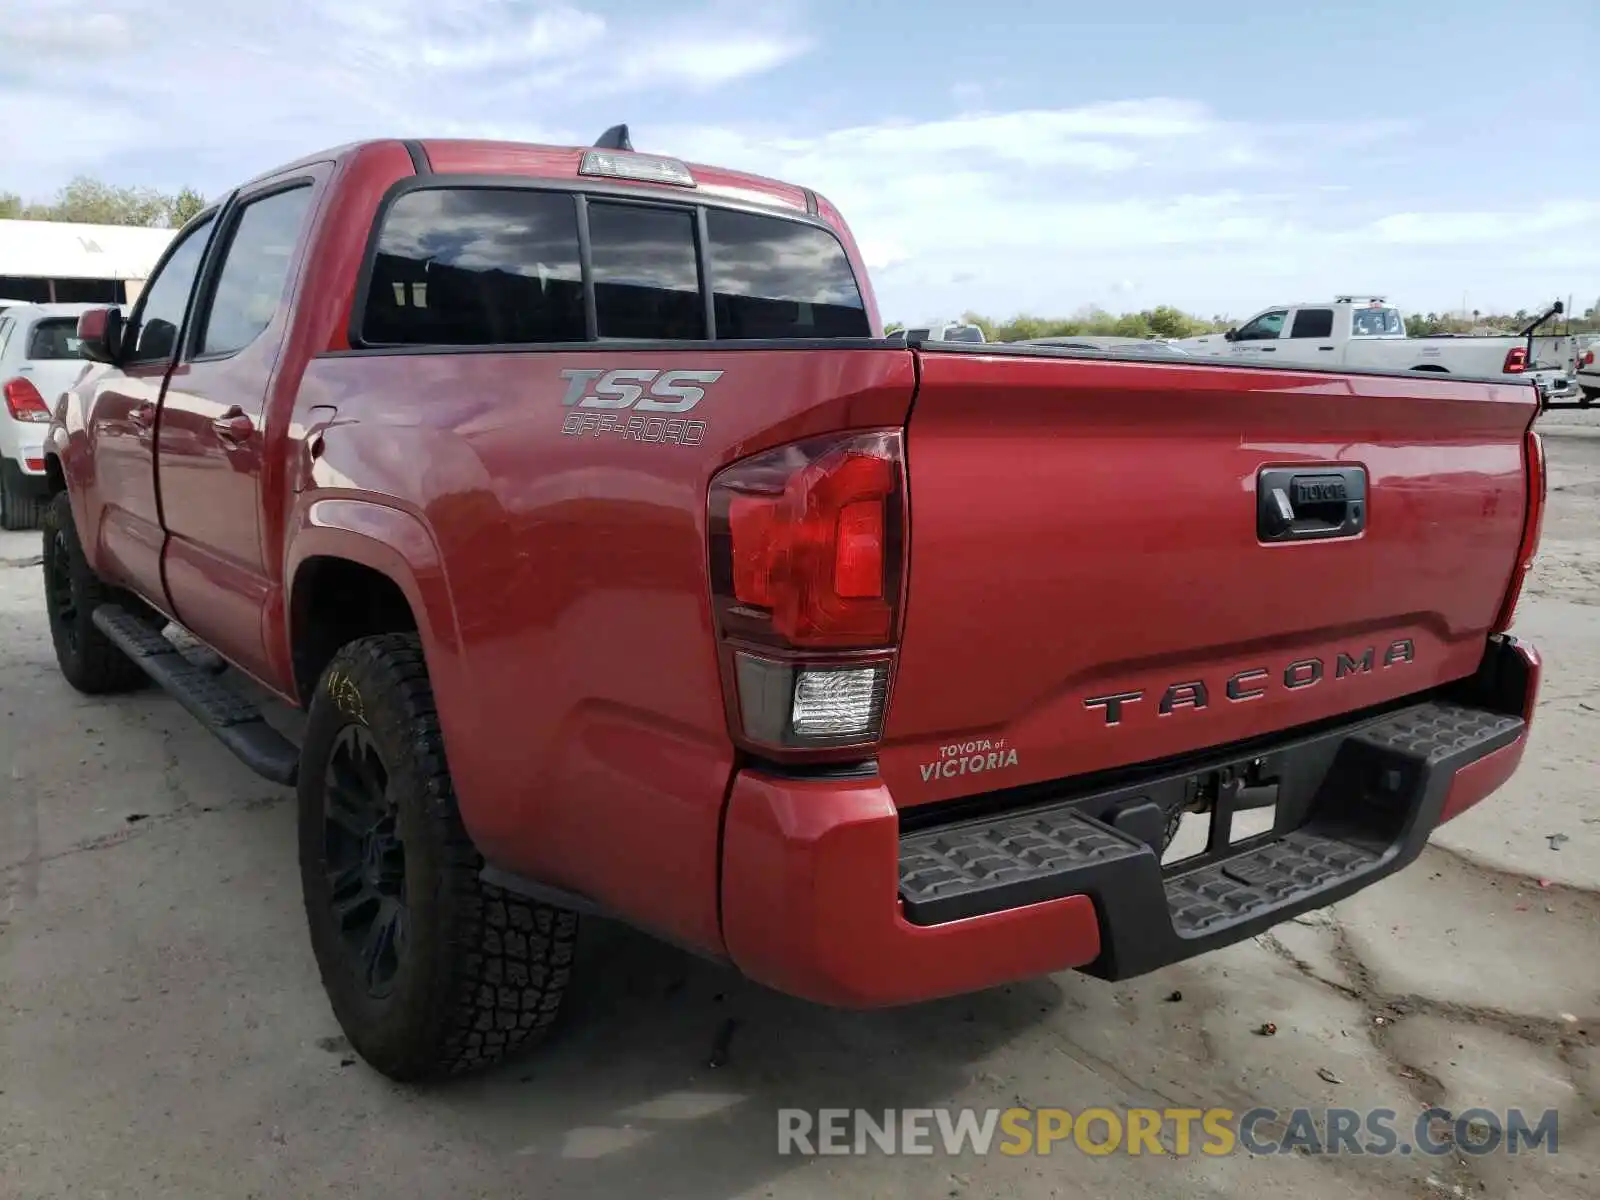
[1290, 308, 1334, 339]
[1235, 310, 1286, 341]
[705, 209, 868, 339]
[199, 186, 314, 356]
[588, 203, 704, 340]
[127, 215, 215, 363]
[26, 318, 83, 359]
[362, 189, 584, 346]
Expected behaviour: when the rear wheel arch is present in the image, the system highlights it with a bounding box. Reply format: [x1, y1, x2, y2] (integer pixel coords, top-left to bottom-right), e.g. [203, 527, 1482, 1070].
[288, 554, 421, 706]
[284, 498, 462, 706]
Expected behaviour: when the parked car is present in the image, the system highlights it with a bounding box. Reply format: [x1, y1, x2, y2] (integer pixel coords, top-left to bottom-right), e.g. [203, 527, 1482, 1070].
[1171, 296, 1576, 383]
[0, 303, 95, 528]
[1576, 334, 1599, 405]
[43, 133, 1544, 1084]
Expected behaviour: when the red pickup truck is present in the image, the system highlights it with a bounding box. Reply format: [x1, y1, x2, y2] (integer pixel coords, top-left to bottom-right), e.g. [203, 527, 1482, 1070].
[41, 130, 1546, 1083]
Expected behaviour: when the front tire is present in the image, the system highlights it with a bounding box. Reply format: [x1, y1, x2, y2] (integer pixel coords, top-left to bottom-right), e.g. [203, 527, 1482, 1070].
[40, 492, 148, 694]
[298, 633, 579, 1081]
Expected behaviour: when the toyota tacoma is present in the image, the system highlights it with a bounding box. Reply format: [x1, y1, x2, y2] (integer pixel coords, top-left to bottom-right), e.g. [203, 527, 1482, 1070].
[41, 129, 1546, 1082]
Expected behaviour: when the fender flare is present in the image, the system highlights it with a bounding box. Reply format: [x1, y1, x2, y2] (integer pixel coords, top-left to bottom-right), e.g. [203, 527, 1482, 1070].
[282, 495, 462, 685]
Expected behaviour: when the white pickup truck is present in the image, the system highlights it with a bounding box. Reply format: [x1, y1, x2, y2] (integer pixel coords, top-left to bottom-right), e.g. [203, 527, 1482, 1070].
[1172, 296, 1578, 399]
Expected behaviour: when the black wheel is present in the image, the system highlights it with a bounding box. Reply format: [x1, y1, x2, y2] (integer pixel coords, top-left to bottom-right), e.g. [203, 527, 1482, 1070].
[298, 633, 579, 1081]
[1580, 389, 1597, 408]
[1, 462, 44, 531]
[40, 492, 148, 694]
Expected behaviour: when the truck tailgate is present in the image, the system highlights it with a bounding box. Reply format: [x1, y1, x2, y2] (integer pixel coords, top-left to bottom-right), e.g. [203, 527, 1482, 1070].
[880, 348, 1537, 807]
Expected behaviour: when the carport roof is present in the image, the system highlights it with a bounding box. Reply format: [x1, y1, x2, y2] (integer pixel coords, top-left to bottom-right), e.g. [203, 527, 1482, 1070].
[0, 218, 177, 280]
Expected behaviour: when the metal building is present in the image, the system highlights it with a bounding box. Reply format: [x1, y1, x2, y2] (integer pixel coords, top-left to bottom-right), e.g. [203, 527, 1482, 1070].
[0, 218, 176, 307]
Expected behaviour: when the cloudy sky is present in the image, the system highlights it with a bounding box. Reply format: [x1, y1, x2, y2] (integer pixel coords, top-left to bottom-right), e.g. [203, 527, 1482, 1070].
[4, 0, 1598, 324]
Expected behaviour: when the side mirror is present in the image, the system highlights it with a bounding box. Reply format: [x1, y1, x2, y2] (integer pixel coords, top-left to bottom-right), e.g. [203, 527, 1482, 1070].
[76, 307, 124, 364]
[1223, 327, 1238, 341]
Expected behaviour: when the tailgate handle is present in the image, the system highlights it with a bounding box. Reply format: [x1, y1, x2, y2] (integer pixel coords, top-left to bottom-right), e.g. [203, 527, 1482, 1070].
[1257, 466, 1366, 542]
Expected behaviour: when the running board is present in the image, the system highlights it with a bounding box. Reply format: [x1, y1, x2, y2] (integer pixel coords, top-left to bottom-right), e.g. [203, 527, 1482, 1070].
[91, 605, 300, 786]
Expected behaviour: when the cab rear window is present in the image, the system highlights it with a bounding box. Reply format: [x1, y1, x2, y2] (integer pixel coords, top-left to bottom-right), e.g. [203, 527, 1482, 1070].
[358, 186, 869, 346]
[1351, 306, 1403, 336]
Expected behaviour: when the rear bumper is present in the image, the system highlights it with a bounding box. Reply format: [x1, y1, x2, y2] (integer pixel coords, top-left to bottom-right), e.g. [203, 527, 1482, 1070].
[720, 636, 1539, 1008]
[1536, 376, 1580, 402]
[1, 453, 48, 489]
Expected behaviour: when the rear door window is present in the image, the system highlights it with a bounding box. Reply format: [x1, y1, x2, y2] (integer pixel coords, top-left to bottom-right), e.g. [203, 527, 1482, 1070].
[196, 185, 315, 356]
[705, 208, 868, 339]
[587, 202, 705, 340]
[26, 318, 83, 359]
[363, 189, 585, 345]
[1289, 308, 1334, 339]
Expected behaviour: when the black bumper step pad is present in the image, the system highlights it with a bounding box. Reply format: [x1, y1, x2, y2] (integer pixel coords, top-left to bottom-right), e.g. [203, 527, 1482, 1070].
[92, 605, 299, 786]
[897, 698, 1524, 980]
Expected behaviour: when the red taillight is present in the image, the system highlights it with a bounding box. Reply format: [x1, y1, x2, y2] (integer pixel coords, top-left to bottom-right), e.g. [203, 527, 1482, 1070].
[1493, 429, 1546, 633]
[3, 377, 51, 423]
[1584, 349, 1595, 367]
[25, 458, 45, 471]
[710, 430, 906, 754]
[713, 431, 903, 649]
[1501, 346, 1528, 374]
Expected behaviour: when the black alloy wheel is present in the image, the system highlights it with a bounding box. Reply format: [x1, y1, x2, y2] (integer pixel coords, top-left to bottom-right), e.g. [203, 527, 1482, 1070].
[322, 724, 409, 998]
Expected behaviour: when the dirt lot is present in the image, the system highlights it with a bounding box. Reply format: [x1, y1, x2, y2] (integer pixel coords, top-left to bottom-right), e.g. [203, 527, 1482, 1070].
[2, 414, 1597, 1200]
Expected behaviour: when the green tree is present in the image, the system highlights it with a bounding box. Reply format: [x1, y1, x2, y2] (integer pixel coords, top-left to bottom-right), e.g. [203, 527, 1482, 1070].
[165, 187, 208, 226]
[2, 176, 206, 228]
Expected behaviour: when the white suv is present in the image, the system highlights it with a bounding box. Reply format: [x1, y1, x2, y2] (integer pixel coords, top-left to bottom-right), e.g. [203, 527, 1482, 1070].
[0, 304, 95, 528]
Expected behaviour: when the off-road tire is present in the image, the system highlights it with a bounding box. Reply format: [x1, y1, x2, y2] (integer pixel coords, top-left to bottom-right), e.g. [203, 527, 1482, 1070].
[1, 462, 45, 530]
[40, 492, 148, 694]
[298, 632, 579, 1082]
[1580, 388, 1597, 408]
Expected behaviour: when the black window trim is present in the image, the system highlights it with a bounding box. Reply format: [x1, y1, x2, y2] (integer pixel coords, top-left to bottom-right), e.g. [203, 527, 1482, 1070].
[119, 204, 227, 369]
[184, 175, 321, 366]
[346, 172, 870, 352]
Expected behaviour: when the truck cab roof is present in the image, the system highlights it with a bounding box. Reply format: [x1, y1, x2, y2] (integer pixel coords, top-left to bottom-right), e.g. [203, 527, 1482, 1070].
[243, 135, 822, 221]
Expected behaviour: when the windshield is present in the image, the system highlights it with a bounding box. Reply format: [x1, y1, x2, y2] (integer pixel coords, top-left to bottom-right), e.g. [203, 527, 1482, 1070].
[1350, 306, 1404, 337]
[26, 318, 85, 359]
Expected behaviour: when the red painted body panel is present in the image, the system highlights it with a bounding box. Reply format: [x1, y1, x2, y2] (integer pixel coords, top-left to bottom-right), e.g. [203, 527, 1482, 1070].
[880, 352, 1538, 807]
[288, 347, 914, 952]
[719, 770, 1103, 1006]
[45, 136, 1543, 1003]
[82, 365, 171, 608]
[160, 162, 335, 689]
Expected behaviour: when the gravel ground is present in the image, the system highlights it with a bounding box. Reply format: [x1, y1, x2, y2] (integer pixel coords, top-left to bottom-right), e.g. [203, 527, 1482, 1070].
[1, 414, 1596, 1199]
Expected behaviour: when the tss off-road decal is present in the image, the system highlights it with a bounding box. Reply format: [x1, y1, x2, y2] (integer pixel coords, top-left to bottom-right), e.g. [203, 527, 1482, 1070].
[558, 368, 723, 445]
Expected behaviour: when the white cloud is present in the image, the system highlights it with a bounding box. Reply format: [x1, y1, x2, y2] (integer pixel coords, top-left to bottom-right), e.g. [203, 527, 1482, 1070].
[0, 0, 808, 185]
[6, 2, 1596, 321]
[656, 104, 1600, 322]
[1370, 202, 1600, 245]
